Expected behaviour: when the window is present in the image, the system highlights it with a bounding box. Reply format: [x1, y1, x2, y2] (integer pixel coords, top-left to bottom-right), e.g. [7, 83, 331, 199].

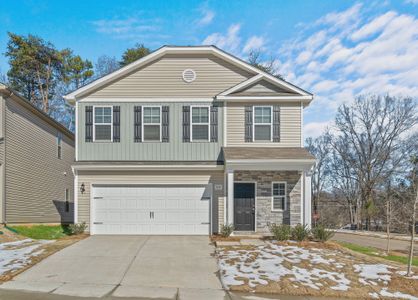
[191, 106, 209, 141]
[272, 182, 286, 211]
[93, 106, 112, 141]
[143, 106, 161, 141]
[253, 106, 272, 141]
[57, 133, 62, 159]
[65, 188, 70, 213]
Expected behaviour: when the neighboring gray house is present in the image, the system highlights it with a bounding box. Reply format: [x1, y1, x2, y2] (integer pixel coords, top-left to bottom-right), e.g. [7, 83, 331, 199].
[0, 84, 75, 224]
[64, 46, 315, 235]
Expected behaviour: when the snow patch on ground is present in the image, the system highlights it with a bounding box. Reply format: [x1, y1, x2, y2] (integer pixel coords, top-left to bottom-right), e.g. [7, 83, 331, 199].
[0, 239, 53, 275]
[396, 271, 418, 280]
[218, 242, 350, 291]
[353, 263, 392, 285]
[380, 288, 418, 300]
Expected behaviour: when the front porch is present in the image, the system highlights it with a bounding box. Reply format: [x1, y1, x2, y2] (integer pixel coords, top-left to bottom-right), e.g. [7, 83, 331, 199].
[221, 147, 315, 235]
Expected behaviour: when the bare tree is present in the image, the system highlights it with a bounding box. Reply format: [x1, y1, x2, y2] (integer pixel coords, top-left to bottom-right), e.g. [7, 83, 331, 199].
[306, 135, 331, 225]
[330, 95, 417, 229]
[94, 55, 119, 78]
[407, 156, 418, 276]
[247, 49, 283, 79]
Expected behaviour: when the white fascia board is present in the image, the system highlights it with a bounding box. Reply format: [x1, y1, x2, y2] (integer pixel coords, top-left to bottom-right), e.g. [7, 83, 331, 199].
[72, 164, 225, 172]
[78, 98, 215, 103]
[217, 95, 313, 104]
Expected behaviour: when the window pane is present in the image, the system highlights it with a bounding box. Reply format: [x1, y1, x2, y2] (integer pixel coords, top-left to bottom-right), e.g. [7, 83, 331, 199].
[144, 107, 160, 123]
[192, 124, 209, 140]
[103, 115, 112, 123]
[254, 107, 263, 117]
[103, 107, 112, 115]
[273, 183, 286, 196]
[144, 125, 160, 141]
[254, 125, 271, 140]
[273, 197, 285, 210]
[192, 107, 208, 123]
[95, 124, 112, 140]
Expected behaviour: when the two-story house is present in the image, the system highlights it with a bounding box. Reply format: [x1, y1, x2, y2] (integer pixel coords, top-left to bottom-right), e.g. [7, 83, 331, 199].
[64, 46, 315, 235]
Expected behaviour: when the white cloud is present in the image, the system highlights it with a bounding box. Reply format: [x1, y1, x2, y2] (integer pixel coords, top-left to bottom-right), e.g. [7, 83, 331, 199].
[243, 36, 265, 53]
[203, 24, 241, 54]
[278, 3, 418, 137]
[304, 121, 332, 139]
[197, 8, 215, 26]
[405, 0, 418, 4]
[91, 15, 164, 41]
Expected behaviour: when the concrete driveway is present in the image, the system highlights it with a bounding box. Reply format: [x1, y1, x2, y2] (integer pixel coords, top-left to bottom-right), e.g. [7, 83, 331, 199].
[0, 236, 226, 299]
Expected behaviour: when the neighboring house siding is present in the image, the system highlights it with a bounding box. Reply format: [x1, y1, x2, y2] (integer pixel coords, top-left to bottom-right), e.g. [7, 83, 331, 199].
[77, 101, 223, 161]
[4, 98, 75, 223]
[226, 102, 302, 147]
[86, 54, 253, 98]
[0, 95, 4, 223]
[76, 170, 224, 233]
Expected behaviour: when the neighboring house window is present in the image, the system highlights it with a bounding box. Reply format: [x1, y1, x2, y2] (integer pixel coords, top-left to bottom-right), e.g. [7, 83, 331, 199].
[191, 106, 210, 141]
[143, 106, 161, 141]
[253, 106, 272, 141]
[93, 106, 113, 141]
[272, 182, 286, 211]
[57, 133, 62, 159]
[65, 188, 70, 212]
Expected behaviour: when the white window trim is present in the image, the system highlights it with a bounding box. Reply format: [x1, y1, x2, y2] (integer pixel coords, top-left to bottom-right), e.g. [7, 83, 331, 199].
[142, 105, 162, 142]
[93, 105, 113, 142]
[253, 105, 273, 142]
[190, 105, 210, 142]
[271, 181, 287, 212]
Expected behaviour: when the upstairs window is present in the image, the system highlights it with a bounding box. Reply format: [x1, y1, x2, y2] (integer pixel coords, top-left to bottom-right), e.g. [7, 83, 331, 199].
[191, 106, 209, 141]
[143, 106, 161, 141]
[57, 132, 62, 159]
[93, 106, 112, 142]
[272, 182, 286, 211]
[253, 106, 272, 141]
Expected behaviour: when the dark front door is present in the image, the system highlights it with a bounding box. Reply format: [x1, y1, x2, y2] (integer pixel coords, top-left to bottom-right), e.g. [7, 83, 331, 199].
[234, 183, 255, 231]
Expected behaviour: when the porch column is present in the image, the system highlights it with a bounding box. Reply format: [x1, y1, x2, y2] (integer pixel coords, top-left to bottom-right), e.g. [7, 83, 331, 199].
[227, 169, 234, 225]
[303, 171, 312, 229]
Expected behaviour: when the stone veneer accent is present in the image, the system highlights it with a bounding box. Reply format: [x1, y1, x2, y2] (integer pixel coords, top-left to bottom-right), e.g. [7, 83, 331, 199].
[234, 171, 302, 234]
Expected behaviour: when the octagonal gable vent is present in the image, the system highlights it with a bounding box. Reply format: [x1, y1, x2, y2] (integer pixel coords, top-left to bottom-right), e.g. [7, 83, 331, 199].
[182, 69, 196, 83]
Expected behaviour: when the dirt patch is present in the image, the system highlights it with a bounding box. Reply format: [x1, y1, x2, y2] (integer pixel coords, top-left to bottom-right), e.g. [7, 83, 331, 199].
[217, 241, 418, 299]
[0, 226, 25, 243]
[0, 234, 87, 283]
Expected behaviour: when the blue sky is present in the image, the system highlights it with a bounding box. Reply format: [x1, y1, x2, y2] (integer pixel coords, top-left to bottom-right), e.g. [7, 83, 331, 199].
[1, 0, 418, 137]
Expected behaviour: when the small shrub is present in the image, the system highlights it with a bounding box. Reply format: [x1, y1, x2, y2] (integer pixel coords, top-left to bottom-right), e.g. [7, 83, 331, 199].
[291, 224, 310, 241]
[269, 223, 291, 241]
[68, 222, 87, 235]
[312, 224, 334, 242]
[220, 223, 234, 237]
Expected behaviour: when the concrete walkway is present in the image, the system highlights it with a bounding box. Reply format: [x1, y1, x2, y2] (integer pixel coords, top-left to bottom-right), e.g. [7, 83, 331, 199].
[0, 236, 225, 299]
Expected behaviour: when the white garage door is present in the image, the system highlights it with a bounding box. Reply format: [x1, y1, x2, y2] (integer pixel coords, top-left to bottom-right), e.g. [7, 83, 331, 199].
[91, 185, 211, 235]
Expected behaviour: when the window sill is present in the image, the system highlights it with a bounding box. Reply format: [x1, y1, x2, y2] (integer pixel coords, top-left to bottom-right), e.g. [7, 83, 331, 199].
[271, 209, 285, 212]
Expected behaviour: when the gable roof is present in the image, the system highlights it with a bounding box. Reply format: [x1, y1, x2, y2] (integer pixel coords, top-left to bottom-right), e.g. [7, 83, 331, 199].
[0, 83, 74, 139]
[64, 45, 313, 104]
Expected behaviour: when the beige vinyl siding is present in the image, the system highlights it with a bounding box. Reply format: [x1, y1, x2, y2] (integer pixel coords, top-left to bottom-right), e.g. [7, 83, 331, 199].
[77, 101, 223, 161]
[232, 80, 297, 96]
[0, 95, 4, 223]
[86, 54, 252, 98]
[5, 97, 75, 223]
[226, 102, 302, 147]
[77, 170, 224, 233]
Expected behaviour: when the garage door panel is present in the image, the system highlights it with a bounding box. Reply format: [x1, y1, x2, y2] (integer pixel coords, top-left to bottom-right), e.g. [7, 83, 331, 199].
[92, 186, 210, 235]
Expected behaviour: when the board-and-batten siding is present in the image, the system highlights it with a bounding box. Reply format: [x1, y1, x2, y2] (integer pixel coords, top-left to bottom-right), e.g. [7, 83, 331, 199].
[226, 102, 302, 147]
[4, 98, 75, 223]
[76, 170, 224, 233]
[86, 54, 252, 98]
[77, 102, 223, 161]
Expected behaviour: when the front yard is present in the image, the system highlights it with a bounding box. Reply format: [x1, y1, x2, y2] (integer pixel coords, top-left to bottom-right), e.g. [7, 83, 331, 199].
[217, 240, 418, 299]
[0, 225, 86, 282]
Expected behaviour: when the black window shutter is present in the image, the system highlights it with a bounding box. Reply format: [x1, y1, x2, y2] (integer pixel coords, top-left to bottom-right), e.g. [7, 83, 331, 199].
[182, 106, 190, 142]
[113, 106, 120, 142]
[210, 105, 218, 142]
[134, 106, 142, 142]
[162, 106, 169, 143]
[85, 106, 93, 142]
[273, 105, 281, 142]
[245, 106, 253, 142]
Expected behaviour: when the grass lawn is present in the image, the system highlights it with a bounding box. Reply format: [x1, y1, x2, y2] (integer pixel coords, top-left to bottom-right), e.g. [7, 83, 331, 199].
[338, 241, 418, 267]
[6, 225, 71, 240]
